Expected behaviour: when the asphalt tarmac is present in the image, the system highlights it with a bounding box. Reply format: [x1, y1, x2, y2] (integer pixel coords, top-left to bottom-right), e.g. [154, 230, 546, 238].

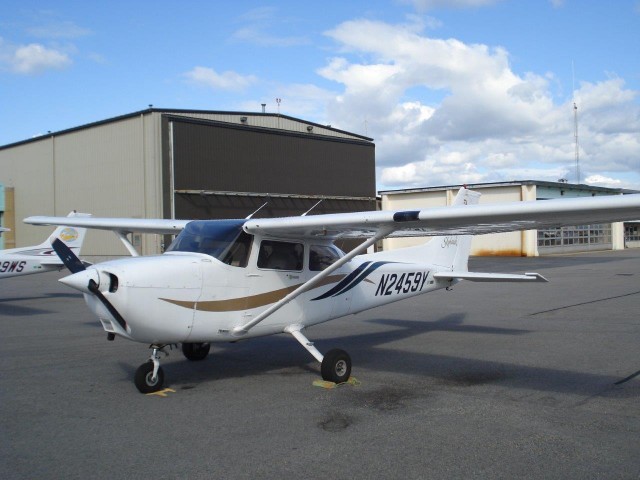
[1, 250, 639, 479]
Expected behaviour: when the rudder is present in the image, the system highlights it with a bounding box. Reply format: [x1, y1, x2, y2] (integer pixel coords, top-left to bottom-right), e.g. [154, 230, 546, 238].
[418, 188, 480, 270]
[38, 211, 91, 252]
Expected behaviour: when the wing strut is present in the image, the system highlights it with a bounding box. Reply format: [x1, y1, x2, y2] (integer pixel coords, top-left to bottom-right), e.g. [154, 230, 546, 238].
[114, 231, 140, 257]
[231, 227, 393, 336]
[285, 325, 324, 362]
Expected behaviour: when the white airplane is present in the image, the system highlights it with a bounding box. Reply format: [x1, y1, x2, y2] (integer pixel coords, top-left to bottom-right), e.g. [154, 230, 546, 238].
[25, 188, 640, 393]
[0, 212, 89, 279]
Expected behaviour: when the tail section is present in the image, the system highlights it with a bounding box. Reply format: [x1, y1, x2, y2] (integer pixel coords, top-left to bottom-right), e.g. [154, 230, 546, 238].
[375, 188, 480, 271]
[423, 188, 481, 271]
[38, 211, 91, 254]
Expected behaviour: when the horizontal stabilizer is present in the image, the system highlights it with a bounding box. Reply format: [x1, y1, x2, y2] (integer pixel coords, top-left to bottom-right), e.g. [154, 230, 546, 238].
[434, 271, 548, 283]
[38, 258, 92, 268]
[39, 259, 64, 266]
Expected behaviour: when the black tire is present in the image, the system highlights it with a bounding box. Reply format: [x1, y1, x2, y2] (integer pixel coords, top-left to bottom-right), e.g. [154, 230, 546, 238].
[182, 342, 210, 361]
[321, 349, 352, 384]
[134, 361, 165, 393]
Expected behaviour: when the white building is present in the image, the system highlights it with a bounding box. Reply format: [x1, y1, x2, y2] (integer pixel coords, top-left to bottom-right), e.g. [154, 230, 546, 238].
[380, 181, 639, 256]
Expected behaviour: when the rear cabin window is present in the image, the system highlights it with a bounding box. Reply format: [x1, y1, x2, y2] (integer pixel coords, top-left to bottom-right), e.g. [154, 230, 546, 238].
[258, 240, 304, 271]
[309, 245, 343, 271]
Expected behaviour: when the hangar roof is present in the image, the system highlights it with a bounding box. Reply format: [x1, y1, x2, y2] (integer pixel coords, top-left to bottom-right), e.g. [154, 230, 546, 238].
[0, 108, 373, 150]
[379, 180, 639, 196]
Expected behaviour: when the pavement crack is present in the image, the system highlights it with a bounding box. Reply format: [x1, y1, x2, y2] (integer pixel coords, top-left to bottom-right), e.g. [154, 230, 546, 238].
[529, 290, 640, 316]
[614, 369, 640, 386]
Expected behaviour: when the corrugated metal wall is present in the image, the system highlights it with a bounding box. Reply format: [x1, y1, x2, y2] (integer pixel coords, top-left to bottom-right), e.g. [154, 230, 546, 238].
[0, 113, 164, 256]
[173, 192, 375, 221]
[0, 138, 57, 248]
[169, 118, 375, 197]
[167, 117, 376, 220]
[166, 111, 359, 139]
[0, 109, 375, 258]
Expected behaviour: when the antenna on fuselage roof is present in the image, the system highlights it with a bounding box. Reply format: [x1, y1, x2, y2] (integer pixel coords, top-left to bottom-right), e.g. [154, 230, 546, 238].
[302, 199, 324, 217]
[245, 201, 269, 219]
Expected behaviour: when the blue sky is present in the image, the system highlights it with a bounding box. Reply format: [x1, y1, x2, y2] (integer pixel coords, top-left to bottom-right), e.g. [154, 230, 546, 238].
[1, 0, 639, 190]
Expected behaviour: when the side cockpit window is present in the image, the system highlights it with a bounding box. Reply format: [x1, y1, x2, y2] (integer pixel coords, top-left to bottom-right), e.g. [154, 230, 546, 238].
[258, 240, 304, 271]
[309, 245, 343, 271]
[221, 230, 253, 268]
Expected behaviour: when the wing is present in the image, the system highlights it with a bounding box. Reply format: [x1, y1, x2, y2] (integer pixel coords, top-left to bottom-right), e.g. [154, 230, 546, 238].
[23, 216, 190, 235]
[244, 191, 640, 239]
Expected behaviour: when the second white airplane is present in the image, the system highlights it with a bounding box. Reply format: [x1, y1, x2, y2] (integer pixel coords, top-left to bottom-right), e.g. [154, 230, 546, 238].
[0, 212, 89, 279]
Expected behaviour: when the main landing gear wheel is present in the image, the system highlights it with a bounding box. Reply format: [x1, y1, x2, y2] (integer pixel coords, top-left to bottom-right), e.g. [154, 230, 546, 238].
[134, 361, 165, 393]
[182, 342, 210, 361]
[321, 349, 352, 384]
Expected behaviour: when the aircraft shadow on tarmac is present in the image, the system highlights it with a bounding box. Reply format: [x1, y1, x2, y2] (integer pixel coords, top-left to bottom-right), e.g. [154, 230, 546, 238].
[0, 292, 82, 316]
[114, 312, 637, 399]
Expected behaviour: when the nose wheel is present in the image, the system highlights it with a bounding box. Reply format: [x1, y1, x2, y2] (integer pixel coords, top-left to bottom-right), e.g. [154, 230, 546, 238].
[134, 346, 167, 393]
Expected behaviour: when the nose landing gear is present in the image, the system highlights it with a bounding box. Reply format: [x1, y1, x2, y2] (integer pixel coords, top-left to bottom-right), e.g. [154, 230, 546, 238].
[134, 345, 168, 393]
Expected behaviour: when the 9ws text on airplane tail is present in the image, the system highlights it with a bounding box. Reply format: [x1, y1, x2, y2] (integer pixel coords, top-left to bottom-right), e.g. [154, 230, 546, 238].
[0, 211, 90, 279]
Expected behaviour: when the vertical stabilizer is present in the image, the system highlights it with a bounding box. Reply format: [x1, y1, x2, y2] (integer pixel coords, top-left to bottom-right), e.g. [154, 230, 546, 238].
[417, 188, 481, 271]
[38, 212, 91, 253]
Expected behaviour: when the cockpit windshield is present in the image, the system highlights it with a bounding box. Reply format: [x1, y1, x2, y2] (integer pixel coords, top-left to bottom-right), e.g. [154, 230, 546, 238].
[166, 220, 252, 267]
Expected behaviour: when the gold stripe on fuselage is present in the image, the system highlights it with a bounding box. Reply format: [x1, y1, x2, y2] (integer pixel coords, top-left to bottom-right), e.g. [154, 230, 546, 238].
[159, 274, 346, 312]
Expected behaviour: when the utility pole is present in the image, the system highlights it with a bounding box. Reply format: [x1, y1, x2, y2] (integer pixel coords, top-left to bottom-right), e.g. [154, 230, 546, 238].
[574, 100, 580, 184]
[572, 61, 580, 184]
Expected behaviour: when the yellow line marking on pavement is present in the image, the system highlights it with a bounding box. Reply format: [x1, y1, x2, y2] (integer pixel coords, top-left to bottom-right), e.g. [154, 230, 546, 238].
[146, 388, 176, 397]
[312, 377, 360, 389]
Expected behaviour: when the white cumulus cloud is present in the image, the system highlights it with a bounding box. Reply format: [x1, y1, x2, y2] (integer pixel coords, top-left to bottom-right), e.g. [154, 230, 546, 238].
[0, 41, 71, 74]
[315, 18, 640, 190]
[401, 0, 503, 11]
[184, 66, 258, 92]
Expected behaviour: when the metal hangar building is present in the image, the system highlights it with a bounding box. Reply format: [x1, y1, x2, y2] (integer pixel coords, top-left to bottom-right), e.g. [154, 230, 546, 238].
[380, 181, 640, 257]
[0, 108, 376, 258]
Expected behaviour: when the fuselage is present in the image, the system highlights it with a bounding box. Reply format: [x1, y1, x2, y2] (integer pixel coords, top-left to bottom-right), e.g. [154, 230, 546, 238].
[1, 221, 87, 280]
[63, 222, 452, 345]
[0, 247, 62, 279]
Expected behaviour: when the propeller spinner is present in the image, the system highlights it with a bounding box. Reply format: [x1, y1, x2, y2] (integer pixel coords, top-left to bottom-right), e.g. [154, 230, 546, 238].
[52, 238, 127, 331]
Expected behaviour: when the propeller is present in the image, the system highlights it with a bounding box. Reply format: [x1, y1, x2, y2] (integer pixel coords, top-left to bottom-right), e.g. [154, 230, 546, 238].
[87, 278, 128, 331]
[51, 237, 86, 273]
[51, 237, 128, 332]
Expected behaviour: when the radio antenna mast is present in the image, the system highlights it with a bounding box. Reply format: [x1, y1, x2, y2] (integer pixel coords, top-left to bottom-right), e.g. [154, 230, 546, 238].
[572, 61, 580, 184]
[276, 98, 282, 129]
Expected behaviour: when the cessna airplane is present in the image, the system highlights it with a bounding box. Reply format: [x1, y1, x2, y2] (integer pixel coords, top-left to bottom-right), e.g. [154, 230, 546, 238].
[0, 212, 89, 279]
[25, 188, 640, 393]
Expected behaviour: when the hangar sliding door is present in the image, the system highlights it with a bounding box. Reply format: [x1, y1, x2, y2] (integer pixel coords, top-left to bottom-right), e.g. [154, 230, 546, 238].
[164, 116, 376, 221]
